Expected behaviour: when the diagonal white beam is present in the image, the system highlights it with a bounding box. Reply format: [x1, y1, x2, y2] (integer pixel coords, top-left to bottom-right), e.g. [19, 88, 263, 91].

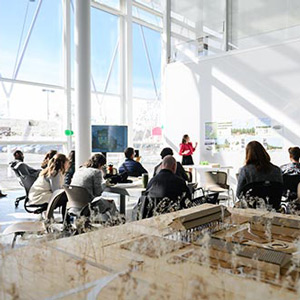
[139, 25, 159, 99]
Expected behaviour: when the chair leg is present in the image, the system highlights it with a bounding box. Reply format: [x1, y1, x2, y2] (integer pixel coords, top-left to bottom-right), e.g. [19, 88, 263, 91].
[11, 233, 19, 248]
[15, 196, 26, 208]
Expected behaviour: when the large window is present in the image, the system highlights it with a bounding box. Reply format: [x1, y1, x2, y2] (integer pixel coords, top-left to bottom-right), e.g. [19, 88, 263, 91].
[132, 22, 162, 169]
[170, 0, 226, 62]
[0, 0, 65, 189]
[0, 0, 163, 188]
[133, 23, 161, 99]
[169, 0, 300, 63]
[0, 0, 63, 85]
[91, 8, 121, 124]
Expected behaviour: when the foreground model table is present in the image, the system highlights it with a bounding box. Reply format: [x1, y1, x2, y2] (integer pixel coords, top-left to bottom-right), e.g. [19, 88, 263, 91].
[1, 204, 300, 299]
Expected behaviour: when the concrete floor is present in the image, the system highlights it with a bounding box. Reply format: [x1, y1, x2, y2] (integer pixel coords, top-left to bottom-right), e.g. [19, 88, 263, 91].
[0, 189, 137, 250]
[0, 189, 136, 233]
[0, 190, 41, 233]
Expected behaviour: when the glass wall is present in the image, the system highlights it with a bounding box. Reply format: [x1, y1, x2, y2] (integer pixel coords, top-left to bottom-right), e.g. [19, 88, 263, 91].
[91, 8, 121, 124]
[0, 0, 163, 188]
[132, 20, 162, 172]
[171, 0, 226, 62]
[0, 0, 63, 85]
[170, 0, 300, 63]
[0, 0, 66, 189]
[229, 0, 300, 50]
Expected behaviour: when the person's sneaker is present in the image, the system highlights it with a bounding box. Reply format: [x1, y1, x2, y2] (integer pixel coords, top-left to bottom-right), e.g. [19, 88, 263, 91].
[0, 192, 7, 198]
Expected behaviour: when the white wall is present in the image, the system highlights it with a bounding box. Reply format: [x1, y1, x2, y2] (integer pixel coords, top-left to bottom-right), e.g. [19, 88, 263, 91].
[164, 39, 300, 188]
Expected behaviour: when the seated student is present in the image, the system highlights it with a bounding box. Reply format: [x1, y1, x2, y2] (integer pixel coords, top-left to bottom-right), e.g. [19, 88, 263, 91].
[153, 147, 188, 181]
[71, 153, 118, 217]
[119, 147, 148, 177]
[41, 150, 58, 169]
[236, 141, 283, 198]
[64, 150, 75, 185]
[281, 147, 300, 175]
[9, 150, 40, 178]
[28, 153, 68, 206]
[146, 155, 191, 200]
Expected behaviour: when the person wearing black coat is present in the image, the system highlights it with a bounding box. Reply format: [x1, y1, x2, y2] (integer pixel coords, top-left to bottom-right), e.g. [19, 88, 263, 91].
[146, 155, 191, 200]
[153, 147, 188, 181]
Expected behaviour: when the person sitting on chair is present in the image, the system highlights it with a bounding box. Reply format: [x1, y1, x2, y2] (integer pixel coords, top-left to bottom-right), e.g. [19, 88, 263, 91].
[28, 153, 68, 206]
[281, 147, 300, 175]
[119, 147, 148, 177]
[153, 147, 188, 181]
[9, 150, 40, 178]
[146, 155, 191, 200]
[236, 141, 282, 198]
[71, 153, 118, 218]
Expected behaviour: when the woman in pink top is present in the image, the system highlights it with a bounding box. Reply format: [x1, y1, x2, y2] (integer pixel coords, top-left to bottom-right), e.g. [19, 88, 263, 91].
[179, 134, 198, 165]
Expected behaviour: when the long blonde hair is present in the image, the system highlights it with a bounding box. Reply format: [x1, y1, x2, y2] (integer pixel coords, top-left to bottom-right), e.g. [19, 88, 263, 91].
[40, 153, 68, 177]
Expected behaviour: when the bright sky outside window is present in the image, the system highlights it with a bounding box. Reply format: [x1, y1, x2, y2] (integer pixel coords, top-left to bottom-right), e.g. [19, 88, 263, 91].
[133, 23, 161, 100]
[91, 8, 120, 94]
[0, 0, 63, 86]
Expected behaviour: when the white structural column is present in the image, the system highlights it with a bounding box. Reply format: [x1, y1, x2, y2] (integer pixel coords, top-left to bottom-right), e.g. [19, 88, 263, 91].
[121, 0, 133, 145]
[63, 0, 72, 152]
[225, 0, 230, 51]
[161, 0, 171, 146]
[75, 0, 91, 168]
[162, 0, 171, 64]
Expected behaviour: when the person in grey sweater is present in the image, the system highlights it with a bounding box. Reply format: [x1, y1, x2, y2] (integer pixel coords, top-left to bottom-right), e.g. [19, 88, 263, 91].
[236, 141, 283, 198]
[71, 153, 118, 218]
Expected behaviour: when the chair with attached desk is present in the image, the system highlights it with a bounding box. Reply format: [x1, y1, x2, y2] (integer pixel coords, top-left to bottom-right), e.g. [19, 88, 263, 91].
[238, 181, 283, 211]
[63, 185, 93, 217]
[3, 189, 68, 248]
[63, 185, 121, 230]
[204, 171, 235, 206]
[282, 174, 300, 201]
[280, 174, 300, 213]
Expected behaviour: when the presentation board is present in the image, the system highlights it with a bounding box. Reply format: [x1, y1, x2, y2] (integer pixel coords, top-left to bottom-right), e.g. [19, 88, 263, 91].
[204, 118, 283, 152]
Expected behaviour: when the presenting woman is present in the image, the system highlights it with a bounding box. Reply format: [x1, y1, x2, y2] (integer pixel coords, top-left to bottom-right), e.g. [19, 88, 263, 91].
[179, 134, 198, 165]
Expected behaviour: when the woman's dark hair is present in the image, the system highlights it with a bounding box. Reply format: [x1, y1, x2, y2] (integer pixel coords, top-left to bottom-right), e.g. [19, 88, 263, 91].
[245, 141, 271, 171]
[288, 147, 300, 162]
[160, 147, 173, 159]
[40, 153, 68, 177]
[13, 150, 24, 161]
[41, 150, 58, 169]
[124, 147, 134, 159]
[84, 153, 106, 168]
[182, 134, 189, 144]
